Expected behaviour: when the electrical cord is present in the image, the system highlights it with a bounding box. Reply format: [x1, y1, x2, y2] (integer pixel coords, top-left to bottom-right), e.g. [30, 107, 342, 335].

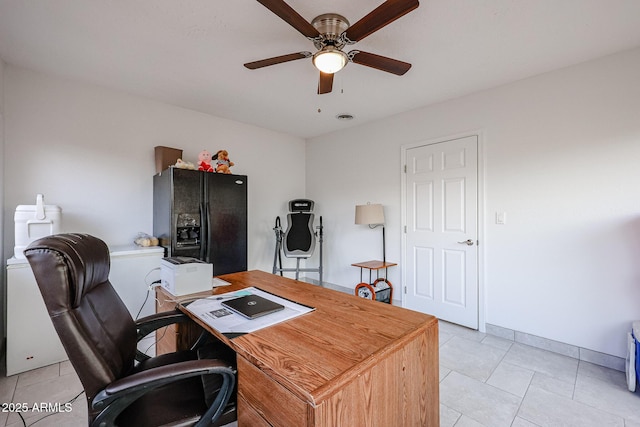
[145, 326, 169, 355]
[135, 268, 164, 358]
[135, 289, 151, 321]
[135, 280, 161, 320]
[17, 389, 85, 427]
[135, 267, 161, 320]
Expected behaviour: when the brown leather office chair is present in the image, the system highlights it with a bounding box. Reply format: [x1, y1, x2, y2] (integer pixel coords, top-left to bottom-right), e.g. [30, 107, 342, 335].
[24, 233, 236, 427]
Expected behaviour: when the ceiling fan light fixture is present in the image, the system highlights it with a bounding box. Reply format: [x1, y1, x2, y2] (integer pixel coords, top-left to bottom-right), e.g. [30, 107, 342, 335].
[313, 46, 348, 74]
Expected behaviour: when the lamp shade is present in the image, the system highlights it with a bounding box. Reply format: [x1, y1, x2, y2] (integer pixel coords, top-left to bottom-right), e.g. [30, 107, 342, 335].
[355, 204, 385, 225]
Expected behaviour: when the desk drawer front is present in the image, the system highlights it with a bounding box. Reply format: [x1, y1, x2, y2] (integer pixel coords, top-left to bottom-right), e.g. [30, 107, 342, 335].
[238, 395, 271, 427]
[238, 356, 307, 427]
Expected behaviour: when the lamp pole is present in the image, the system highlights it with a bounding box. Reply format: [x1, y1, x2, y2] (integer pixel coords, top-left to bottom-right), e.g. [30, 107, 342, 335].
[382, 225, 386, 264]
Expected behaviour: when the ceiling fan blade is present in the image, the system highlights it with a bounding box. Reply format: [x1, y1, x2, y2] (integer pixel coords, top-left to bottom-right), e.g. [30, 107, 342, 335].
[343, 0, 419, 43]
[318, 72, 334, 94]
[256, 0, 320, 39]
[244, 52, 311, 69]
[350, 51, 411, 75]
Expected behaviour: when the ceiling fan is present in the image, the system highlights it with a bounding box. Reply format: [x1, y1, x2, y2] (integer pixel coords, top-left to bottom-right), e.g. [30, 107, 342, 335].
[244, 0, 420, 94]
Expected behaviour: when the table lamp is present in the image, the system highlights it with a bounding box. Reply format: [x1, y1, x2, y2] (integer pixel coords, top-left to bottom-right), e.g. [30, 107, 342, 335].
[355, 203, 386, 263]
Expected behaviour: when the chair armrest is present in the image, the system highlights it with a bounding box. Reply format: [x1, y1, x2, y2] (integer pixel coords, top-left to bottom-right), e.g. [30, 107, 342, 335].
[135, 309, 191, 341]
[91, 359, 235, 427]
[101, 359, 233, 397]
[135, 309, 210, 361]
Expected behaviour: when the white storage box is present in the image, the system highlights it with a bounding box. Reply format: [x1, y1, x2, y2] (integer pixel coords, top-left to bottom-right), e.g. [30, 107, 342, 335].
[14, 194, 62, 259]
[160, 257, 213, 296]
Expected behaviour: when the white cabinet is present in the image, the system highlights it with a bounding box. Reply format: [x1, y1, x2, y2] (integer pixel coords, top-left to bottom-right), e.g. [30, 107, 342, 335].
[108, 246, 163, 320]
[6, 246, 163, 376]
[6, 258, 66, 376]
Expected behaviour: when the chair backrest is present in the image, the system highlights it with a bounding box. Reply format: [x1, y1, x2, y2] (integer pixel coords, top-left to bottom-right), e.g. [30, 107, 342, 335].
[24, 233, 137, 405]
[283, 199, 316, 258]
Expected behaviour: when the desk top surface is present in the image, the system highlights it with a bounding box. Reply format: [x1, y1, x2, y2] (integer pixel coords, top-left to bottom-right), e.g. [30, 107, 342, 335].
[177, 270, 437, 405]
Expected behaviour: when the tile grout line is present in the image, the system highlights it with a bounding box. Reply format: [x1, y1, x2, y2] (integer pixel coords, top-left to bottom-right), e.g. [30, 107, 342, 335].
[510, 358, 540, 427]
[571, 360, 633, 425]
[485, 341, 530, 427]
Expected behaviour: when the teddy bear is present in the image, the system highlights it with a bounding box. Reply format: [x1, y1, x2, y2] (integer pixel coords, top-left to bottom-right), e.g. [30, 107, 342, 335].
[173, 158, 196, 170]
[213, 150, 234, 174]
[197, 150, 215, 172]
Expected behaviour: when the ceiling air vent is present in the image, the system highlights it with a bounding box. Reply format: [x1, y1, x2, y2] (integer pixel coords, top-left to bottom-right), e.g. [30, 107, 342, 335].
[336, 113, 354, 121]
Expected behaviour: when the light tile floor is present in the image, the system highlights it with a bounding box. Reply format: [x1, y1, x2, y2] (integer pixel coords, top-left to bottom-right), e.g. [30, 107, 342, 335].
[1, 320, 639, 426]
[438, 321, 640, 427]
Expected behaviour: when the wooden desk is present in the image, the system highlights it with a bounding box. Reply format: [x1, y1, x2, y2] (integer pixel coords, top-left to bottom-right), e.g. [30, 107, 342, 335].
[174, 270, 439, 426]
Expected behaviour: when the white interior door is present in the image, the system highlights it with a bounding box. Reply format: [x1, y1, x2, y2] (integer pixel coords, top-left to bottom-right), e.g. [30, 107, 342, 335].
[403, 135, 478, 329]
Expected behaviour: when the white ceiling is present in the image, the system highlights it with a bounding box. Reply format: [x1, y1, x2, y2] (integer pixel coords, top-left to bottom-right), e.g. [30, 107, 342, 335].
[1, 1, 639, 139]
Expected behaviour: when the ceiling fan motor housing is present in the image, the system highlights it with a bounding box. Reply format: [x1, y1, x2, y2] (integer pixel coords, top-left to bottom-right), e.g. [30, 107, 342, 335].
[311, 13, 350, 49]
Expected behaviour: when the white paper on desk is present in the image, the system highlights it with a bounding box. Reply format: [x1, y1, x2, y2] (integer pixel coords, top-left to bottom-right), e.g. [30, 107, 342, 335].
[183, 287, 314, 334]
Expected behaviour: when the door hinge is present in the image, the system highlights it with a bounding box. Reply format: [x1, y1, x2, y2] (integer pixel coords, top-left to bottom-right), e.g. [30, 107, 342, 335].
[403, 164, 407, 173]
[404, 225, 407, 233]
[404, 286, 407, 294]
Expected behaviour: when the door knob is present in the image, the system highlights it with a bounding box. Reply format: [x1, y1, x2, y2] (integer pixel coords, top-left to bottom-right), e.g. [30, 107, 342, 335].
[458, 239, 474, 246]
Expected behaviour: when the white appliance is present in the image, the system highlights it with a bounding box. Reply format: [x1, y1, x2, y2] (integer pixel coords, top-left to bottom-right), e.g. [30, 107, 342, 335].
[14, 194, 62, 258]
[160, 257, 213, 296]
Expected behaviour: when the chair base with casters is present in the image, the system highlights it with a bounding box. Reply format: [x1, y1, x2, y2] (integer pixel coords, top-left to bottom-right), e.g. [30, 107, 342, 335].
[24, 233, 237, 427]
[272, 199, 323, 284]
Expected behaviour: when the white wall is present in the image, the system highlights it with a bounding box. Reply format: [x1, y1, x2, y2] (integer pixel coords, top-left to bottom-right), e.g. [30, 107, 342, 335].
[4, 49, 640, 360]
[3, 66, 306, 275]
[0, 58, 5, 343]
[306, 47, 640, 359]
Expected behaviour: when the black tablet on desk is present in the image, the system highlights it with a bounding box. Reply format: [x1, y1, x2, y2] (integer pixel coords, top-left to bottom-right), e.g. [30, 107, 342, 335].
[222, 294, 285, 319]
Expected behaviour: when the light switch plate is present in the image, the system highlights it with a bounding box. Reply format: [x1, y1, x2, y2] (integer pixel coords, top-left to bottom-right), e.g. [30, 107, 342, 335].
[496, 212, 506, 225]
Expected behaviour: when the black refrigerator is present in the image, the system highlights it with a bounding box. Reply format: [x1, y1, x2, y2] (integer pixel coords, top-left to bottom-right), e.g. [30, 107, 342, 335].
[153, 168, 248, 276]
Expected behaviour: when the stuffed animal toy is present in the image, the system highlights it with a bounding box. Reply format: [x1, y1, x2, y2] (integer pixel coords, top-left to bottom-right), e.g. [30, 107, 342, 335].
[213, 150, 234, 174]
[174, 158, 196, 170]
[134, 232, 159, 247]
[198, 150, 215, 172]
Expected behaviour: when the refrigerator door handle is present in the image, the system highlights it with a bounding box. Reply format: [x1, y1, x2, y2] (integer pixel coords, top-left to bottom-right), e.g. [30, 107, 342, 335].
[199, 201, 207, 261]
[204, 201, 212, 263]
